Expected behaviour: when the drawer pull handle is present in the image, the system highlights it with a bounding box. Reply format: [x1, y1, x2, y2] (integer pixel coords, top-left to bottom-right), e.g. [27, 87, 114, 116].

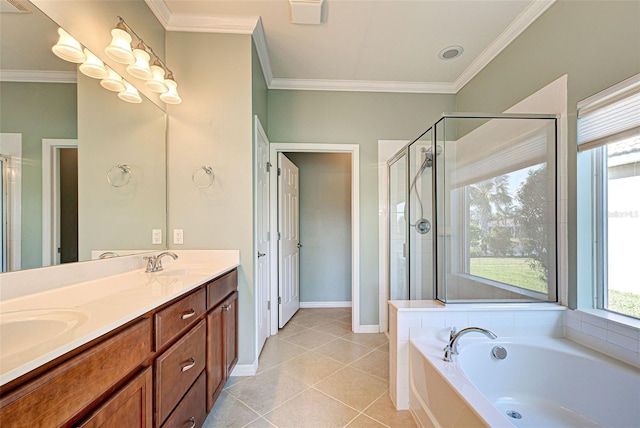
[187, 417, 196, 428]
[181, 358, 196, 372]
[222, 305, 231, 312]
[181, 309, 196, 320]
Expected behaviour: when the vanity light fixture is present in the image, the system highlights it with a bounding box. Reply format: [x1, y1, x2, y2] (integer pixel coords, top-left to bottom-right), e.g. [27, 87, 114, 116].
[52, 28, 86, 63]
[100, 66, 126, 92]
[126, 42, 153, 80]
[159, 72, 182, 105]
[105, 20, 136, 64]
[107, 16, 182, 104]
[79, 49, 109, 79]
[117, 81, 142, 104]
[146, 59, 168, 93]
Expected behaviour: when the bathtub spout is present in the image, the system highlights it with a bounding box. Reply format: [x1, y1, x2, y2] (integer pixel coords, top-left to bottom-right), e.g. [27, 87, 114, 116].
[443, 327, 497, 362]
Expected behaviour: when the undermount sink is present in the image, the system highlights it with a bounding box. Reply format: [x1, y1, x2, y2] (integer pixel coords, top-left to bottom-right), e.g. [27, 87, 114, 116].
[0, 309, 89, 359]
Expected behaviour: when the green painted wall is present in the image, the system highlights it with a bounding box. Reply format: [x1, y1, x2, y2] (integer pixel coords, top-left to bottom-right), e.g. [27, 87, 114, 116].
[268, 90, 455, 324]
[456, 0, 640, 307]
[252, 40, 268, 132]
[0, 82, 77, 269]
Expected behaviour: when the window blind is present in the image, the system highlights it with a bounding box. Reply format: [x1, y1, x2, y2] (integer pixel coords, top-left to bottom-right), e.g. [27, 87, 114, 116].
[578, 73, 640, 152]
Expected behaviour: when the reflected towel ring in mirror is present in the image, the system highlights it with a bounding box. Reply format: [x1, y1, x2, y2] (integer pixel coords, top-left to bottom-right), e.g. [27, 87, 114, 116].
[107, 164, 132, 187]
[192, 166, 214, 188]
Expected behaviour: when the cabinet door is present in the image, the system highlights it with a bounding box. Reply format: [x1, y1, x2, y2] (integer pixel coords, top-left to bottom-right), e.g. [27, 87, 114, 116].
[79, 368, 152, 428]
[205, 304, 224, 412]
[223, 291, 238, 378]
[161, 372, 206, 428]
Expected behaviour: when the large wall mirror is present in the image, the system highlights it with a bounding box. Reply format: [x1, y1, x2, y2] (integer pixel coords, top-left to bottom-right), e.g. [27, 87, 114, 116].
[0, 0, 167, 272]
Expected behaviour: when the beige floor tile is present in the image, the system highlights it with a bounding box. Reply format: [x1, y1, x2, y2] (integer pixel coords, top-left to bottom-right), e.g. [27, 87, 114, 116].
[244, 417, 276, 427]
[290, 313, 332, 328]
[264, 388, 359, 428]
[315, 338, 373, 364]
[377, 342, 389, 354]
[351, 350, 389, 381]
[283, 329, 337, 350]
[337, 314, 353, 323]
[226, 368, 309, 415]
[276, 322, 309, 339]
[364, 394, 418, 428]
[224, 375, 249, 389]
[314, 366, 388, 411]
[345, 414, 387, 427]
[202, 391, 261, 428]
[277, 350, 345, 386]
[258, 337, 308, 367]
[311, 320, 352, 337]
[342, 332, 389, 349]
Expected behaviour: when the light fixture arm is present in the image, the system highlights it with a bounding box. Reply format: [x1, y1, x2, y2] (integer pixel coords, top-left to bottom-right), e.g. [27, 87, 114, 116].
[116, 16, 174, 78]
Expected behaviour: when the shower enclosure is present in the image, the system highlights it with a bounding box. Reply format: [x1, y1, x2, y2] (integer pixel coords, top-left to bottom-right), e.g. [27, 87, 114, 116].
[388, 113, 558, 303]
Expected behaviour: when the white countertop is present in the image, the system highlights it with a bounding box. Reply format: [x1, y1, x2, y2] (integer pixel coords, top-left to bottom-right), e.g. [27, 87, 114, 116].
[0, 250, 239, 386]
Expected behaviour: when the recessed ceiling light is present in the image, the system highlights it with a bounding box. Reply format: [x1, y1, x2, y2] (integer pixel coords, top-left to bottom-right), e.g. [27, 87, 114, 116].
[439, 45, 464, 60]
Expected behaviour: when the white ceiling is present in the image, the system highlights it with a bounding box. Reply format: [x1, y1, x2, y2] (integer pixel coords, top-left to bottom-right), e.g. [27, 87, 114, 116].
[148, 0, 555, 93]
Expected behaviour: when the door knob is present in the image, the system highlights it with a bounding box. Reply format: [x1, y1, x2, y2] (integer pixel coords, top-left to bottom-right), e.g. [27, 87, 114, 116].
[297, 243, 302, 249]
[258, 252, 266, 258]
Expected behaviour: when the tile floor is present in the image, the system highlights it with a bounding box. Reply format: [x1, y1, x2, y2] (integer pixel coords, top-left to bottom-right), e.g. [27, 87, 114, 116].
[203, 308, 417, 428]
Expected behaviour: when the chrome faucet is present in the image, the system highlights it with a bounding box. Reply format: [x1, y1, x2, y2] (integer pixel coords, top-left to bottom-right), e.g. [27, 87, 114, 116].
[144, 251, 178, 273]
[443, 327, 497, 362]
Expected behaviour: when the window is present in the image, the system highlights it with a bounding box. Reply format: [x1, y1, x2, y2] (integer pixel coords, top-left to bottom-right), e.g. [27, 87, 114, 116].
[578, 73, 640, 319]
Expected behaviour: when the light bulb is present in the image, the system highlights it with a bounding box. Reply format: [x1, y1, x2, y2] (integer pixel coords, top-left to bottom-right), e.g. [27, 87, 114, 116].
[118, 81, 142, 103]
[160, 74, 182, 105]
[100, 66, 126, 92]
[126, 44, 153, 80]
[79, 49, 108, 79]
[52, 28, 85, 63]
[145, 60, 168, 93]
[105, 23, 135, 65]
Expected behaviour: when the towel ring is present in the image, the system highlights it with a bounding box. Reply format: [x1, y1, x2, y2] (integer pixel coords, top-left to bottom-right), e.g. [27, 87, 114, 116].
[107, 164, 132, 187]
[192, 166, 214, 188]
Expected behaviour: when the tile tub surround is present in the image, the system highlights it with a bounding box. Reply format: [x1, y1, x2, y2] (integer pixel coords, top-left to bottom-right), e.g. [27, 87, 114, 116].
[0, 250, 239, 385]
[388, 301, 566, 410]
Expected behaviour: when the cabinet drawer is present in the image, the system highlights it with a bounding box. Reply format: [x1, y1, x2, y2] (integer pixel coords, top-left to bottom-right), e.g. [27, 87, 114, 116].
[207, 269, 237, 309]
[161, 371, 206, 428]
[155, 320, 206, 425]
[79, 367, 153, 428]
[0, 319, 151, 427]
[155, 288, 206, 350]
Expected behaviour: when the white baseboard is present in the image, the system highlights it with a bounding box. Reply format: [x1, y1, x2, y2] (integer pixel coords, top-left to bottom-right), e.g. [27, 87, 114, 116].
[230, 360, 258, 377]
[300, 301, 352, 308]
[355, 324, 381, 333]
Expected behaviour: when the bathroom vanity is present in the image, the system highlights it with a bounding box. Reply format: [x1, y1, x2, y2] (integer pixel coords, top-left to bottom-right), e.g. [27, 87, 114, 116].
[0, 251, 239, 427]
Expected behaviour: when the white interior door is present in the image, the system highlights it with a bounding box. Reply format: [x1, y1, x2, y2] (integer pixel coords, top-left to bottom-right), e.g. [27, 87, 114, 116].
[255, 117, 270, 355]
[278, 153, 300, 328]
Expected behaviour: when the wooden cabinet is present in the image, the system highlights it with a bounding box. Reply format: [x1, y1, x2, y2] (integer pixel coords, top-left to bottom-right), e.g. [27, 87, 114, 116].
[0, 268, 238, 428]
[206, 291, 238, 412]
[155, 320, 206, 425]
[79, 367, 153, 428]
[155, 288, 206, 350]
[161, 372, 206, 428]
[0, 319, 151, 427]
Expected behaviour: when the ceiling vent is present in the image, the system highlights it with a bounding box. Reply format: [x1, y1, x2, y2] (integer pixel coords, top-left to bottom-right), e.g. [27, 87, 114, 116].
[1, 0, 30, 13]
[289, 0, 325, 25]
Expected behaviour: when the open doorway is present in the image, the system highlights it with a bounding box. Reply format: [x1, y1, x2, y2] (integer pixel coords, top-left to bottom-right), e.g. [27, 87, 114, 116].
[269, 143, 361, 334]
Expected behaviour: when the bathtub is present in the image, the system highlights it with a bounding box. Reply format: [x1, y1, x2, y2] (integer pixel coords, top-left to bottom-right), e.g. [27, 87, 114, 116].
[409, 335, 640, 427]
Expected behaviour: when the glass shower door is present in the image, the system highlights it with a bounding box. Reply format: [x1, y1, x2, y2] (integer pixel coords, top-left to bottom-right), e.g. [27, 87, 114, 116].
[388, 153, 408, 300]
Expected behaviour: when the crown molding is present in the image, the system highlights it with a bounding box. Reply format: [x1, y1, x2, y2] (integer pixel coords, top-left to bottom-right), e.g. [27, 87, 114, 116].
[270, 78, 457, 94]
[145, 0, 554, 94]
[0, 70, 76, 83]
[453, 0, 555, 92]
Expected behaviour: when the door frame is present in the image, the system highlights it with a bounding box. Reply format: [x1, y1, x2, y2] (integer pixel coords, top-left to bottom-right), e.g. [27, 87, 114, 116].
[269, 143, 361, 334]
[42, 139, 78, 266]
[0, 133, 21, 271]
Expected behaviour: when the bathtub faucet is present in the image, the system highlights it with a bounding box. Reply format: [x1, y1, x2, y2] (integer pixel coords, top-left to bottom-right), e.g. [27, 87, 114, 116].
[443, 327, 497, 362]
